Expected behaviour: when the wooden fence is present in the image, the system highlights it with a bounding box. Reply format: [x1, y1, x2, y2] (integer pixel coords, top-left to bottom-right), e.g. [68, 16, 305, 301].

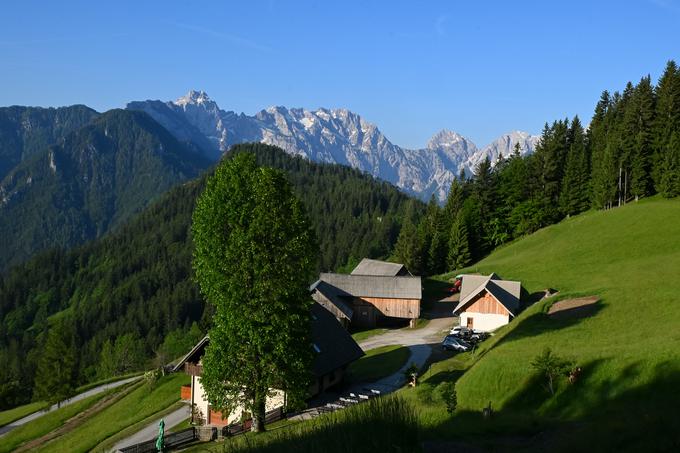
[118, 408, 284, 452]
[118, 427, 196, 453]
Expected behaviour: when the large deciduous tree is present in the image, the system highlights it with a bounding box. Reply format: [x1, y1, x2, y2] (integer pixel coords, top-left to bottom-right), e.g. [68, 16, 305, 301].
[192, 152, 318, 432]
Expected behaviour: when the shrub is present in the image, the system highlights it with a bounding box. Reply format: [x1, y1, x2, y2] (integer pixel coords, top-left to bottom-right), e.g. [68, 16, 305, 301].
[530, 348, 573, 396]
[435, 382, 457, 414]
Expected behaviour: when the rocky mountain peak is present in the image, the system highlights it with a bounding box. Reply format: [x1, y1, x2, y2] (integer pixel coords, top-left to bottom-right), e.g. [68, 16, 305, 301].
[174, 90, 218, 110]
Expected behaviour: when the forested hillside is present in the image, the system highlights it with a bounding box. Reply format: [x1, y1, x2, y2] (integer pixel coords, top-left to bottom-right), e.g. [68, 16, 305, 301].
[0, 144, 423, 409]
[0, 109, 210, 270]
[396, 60, 680, 276]
[0, 105, 99, 179]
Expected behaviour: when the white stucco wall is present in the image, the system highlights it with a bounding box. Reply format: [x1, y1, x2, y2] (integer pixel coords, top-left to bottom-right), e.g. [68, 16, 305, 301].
[192, 377, 285, 425]
[460, 312, 509, 332]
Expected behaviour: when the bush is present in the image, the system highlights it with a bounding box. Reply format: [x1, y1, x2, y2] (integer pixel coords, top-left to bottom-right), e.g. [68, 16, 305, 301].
[530, 348, 573, 396]
[435, 382, 457, 414]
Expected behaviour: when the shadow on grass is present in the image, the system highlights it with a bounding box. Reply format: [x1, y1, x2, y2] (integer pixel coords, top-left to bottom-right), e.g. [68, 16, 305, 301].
[347, 346, 411, 384]
[421, 359, 680, 452]
[489, 298, 606, 351]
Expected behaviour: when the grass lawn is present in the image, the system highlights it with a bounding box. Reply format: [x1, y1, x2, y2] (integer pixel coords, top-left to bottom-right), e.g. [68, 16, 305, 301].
[183, 395, 419, 453]
[0, 401, 49, 428]
[400, 197, 680, 451]
[0, 391, 113, 453]
[350, 328, 388, 343]
[347, 345, 411, 383]
[33, 372, 189, 453]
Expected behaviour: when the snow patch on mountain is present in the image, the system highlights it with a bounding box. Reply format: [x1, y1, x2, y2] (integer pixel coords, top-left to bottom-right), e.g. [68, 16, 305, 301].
[127, 91, 540, 201]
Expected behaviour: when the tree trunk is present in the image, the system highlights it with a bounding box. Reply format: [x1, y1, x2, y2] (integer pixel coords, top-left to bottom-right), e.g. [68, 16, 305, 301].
[251, 391, 267, 433]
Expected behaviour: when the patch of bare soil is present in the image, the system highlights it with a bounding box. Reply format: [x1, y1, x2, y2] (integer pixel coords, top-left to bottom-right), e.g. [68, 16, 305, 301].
[548, 296, 600, 320]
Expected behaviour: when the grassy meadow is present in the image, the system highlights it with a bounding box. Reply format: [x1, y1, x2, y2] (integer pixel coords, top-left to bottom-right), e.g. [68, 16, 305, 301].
[33, 373, 189, 453]
[347, 345, 410, 383]
[0, 401, 49, 428]
[401, 197, 680, 450]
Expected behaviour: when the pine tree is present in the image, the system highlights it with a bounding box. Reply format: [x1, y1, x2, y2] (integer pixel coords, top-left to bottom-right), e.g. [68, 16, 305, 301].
[659, 132, 680, 197]
[33, 321, 77, 407]
[626, 76, 656, 200]
[653, 61, 680, 191]
[393, 220, 423, 275]
[447, 213, 471, 271]
[560, 116, 590, 215]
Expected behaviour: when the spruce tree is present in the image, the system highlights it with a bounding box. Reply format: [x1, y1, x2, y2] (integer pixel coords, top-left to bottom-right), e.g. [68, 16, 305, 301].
[33, 321, 77, 407]
[447, 213, 471, 271]
[560, 116, 590, 215]
[626, 76, 656, 200]
[653, 60, 680, 191]
[659, 132, 680, 197]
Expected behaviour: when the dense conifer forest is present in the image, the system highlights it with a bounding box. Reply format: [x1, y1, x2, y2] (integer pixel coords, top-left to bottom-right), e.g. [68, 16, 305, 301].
[0, 144, 422, 408]
[394, 60, 680, 276]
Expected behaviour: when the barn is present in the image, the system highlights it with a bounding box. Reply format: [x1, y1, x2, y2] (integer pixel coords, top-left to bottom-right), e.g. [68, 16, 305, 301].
[452, 273, 522, 332]
[311, 259, 422, 328]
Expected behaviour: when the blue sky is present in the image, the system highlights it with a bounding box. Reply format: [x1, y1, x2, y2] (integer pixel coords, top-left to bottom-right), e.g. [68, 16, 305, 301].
[1, 0, 679, 147]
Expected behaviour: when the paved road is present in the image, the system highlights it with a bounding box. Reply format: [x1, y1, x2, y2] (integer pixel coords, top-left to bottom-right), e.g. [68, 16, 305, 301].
[357, 301, 457, 393]
[0, 376, 142, 437]
[110, 404, 190, 452]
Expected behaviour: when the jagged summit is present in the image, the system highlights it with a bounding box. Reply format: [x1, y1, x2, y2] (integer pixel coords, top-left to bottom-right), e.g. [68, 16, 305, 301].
[426, 129, 470, 149]
[174, 90, 216, 108]
[127, 93, 539, 201]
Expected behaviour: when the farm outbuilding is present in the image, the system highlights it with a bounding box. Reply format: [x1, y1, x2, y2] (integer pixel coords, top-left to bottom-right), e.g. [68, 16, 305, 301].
[452, 273, 522, 332]
[311, 259, 422, 328]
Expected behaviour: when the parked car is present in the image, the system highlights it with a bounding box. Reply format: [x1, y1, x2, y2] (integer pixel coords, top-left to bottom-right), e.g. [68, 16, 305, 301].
[441, 335, 471, 352]
[449, 326, 472, 338]
[470, 330, 490, 343]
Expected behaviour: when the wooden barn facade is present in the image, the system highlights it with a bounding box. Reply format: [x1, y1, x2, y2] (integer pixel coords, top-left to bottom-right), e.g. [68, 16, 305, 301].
[311, 259, 422, 328]
[452, 273, 522, 332]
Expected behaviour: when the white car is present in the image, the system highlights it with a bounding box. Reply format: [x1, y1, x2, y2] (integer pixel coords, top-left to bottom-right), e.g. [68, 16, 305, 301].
[449, 326, 471, 337]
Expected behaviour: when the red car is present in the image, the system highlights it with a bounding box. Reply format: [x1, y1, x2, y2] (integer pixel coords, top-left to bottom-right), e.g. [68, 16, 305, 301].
[447, 278, 462, 294]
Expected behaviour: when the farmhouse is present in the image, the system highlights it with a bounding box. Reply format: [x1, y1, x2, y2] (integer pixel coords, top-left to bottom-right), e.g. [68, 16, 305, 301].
[453, 273, 522, 332]
[311, 259, 422, 328]
[173, 302, 364, 427]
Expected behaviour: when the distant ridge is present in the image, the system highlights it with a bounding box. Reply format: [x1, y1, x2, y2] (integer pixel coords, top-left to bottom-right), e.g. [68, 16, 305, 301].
[128, 90, 539, 200]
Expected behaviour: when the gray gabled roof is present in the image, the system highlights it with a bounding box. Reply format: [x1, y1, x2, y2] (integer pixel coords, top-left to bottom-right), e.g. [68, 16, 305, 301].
[319, 273, 422, 300]
[351, 258, 408, 277]
[310, 280, 354, 320]
[453, 273, 521, 316]
[172, 302, 364, 378]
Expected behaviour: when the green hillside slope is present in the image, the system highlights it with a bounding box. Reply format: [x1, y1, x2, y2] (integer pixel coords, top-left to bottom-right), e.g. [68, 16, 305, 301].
[411, 197, 680, 450]
[0, 109, 210, 270]
[0, 144, 423, 408]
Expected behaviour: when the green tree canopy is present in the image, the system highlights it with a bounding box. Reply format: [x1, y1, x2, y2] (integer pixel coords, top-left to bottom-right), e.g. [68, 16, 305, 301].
[192, 152, 318, 432]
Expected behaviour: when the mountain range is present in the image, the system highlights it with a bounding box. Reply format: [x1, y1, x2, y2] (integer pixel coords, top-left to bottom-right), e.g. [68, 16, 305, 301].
[128, 90, 540, 200]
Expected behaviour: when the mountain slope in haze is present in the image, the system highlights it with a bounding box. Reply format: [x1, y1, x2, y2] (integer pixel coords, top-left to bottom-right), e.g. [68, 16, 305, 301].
[0, 144, 424, 405]
[0, 109, 210, 270]
[127, 90, 540, 200]
[0, 105, 99, 179]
